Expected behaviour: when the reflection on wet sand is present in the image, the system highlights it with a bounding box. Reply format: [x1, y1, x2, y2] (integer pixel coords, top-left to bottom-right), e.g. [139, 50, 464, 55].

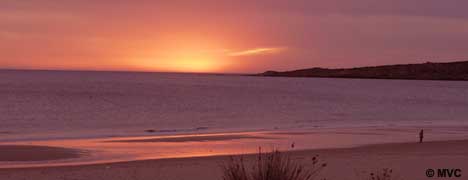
[106, 134, 275, 143]
[2, 126, 468, 169]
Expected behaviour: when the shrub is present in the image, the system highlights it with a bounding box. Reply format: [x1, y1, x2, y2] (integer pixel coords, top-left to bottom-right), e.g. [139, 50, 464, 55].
[363, 168, 398, 180]
[222, 150, 326, 180]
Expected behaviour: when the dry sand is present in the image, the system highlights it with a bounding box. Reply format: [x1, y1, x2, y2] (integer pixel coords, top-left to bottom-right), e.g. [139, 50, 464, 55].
[0, 140, 467, 180]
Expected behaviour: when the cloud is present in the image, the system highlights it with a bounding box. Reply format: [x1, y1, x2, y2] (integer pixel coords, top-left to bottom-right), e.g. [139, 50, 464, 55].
[228, 47, 284, 57]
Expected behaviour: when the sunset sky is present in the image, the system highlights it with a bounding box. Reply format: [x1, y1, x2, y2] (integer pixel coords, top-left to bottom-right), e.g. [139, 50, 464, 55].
[1, 0, 468, 73]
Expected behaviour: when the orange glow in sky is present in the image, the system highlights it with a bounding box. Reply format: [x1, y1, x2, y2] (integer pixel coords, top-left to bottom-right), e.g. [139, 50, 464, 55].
[133, 47, 282, 73]
[136, 54, 228, 73]
[2, 1, 468, 73]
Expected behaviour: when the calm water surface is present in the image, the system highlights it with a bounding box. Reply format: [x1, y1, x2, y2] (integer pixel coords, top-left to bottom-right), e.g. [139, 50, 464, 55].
[1, 70, 468, 142]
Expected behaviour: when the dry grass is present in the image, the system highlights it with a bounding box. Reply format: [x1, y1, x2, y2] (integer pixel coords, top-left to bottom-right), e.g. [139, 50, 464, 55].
[222, 150, 326, 180]
[362, 168, 399, 180]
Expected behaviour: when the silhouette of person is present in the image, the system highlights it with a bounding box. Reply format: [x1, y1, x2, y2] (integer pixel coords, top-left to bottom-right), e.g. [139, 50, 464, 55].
[419, 129, 424, 143]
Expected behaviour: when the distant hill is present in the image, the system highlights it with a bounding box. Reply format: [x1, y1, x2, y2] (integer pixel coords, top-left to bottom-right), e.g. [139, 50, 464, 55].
[258, 61, 468, 81]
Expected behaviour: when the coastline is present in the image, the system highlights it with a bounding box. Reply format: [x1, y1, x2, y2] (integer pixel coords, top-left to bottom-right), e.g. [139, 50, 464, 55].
[257, 60, 468, 81]
[1, 139, 467, 180]
[2, 125, 468, 168]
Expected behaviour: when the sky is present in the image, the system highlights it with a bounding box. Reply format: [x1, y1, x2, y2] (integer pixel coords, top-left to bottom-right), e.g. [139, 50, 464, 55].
[1, 0, 468, 73]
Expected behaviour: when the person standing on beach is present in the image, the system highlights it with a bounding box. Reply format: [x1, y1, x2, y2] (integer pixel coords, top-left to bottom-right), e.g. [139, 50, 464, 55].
[419, 129, 424, 143]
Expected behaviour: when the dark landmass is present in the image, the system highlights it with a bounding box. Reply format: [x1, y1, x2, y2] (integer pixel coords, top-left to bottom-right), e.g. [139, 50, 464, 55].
[258, 61, 468, 81]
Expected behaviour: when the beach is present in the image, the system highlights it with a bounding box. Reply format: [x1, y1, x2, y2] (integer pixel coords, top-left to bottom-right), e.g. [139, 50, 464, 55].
[1, 139, 467, 180]
[1, 71, 468, 179]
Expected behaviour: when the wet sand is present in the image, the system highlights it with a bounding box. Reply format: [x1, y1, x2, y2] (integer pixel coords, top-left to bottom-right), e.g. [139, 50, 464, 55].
[107, 134, 275, 143]
[0, 145, 83, 162]
[1, 140, 467, 180]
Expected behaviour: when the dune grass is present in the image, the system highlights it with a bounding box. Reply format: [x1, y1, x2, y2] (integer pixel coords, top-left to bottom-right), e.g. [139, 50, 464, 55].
[364, 168, 397, 180]
[222, 149, 326, 180]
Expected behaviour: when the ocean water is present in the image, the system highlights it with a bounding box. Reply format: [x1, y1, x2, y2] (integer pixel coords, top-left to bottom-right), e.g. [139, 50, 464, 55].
[1, 70, 468, 142]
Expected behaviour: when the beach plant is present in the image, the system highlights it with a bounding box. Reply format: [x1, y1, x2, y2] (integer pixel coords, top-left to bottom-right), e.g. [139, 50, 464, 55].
[362, 168, 399, 180]
[222, 149, 326, 180]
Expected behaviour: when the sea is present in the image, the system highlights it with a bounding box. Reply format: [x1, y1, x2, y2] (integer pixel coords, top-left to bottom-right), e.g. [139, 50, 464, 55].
[1, 69, 468, 142]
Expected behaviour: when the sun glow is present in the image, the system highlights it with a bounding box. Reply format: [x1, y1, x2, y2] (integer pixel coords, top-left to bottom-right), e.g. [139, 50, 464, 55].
[133, 48, 230, 73]
[126, 34, 284, 73]
[132, 46, 286, 73]
[163, 58, 224, 73]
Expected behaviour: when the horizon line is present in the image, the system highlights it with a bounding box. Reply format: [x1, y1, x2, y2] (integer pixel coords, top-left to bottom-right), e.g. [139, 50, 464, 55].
[1, 59, 466, 75]
[0, 68, 248, 76]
